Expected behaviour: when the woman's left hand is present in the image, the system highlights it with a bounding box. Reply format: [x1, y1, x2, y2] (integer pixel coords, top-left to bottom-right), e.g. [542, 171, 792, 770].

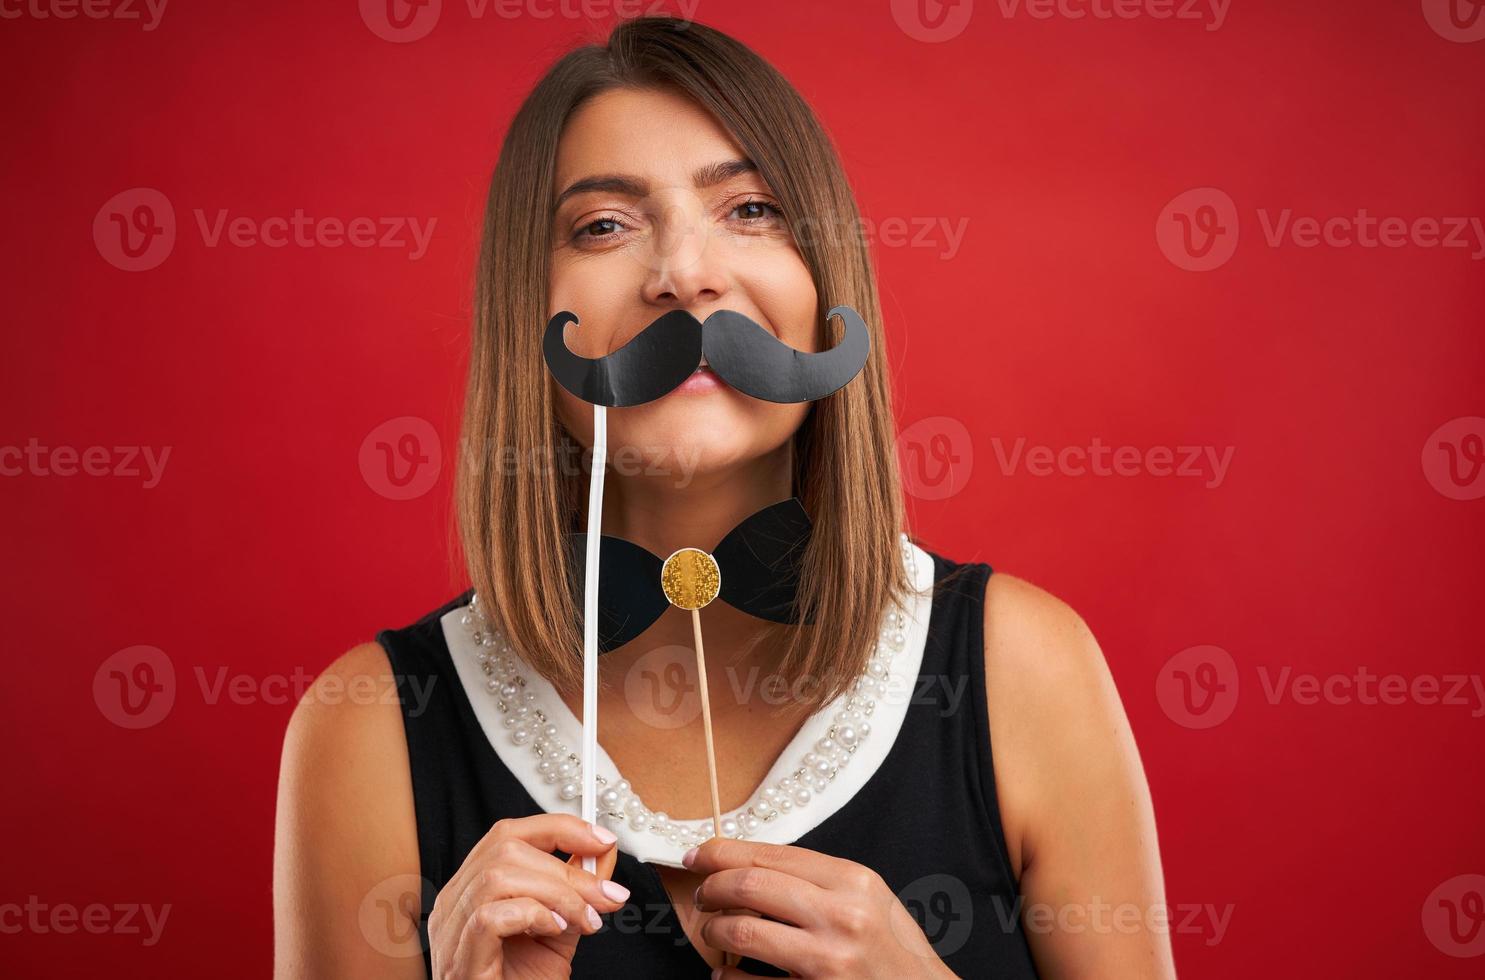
[684, 838, 957, 979]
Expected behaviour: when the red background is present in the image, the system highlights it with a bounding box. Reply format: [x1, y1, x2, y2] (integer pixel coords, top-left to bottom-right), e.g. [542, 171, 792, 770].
[3, 0, 1482, 976]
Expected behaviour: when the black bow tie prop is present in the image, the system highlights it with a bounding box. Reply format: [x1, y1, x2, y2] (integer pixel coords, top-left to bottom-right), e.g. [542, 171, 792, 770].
[542, 304, 869, 879]
[566, 497, 814, 653]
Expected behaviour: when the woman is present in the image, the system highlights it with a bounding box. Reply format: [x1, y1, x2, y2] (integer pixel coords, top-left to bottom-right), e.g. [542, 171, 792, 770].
[274, 16, 1173, 979]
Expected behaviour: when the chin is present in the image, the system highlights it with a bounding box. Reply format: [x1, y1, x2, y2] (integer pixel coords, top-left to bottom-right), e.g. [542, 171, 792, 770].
[607, 404, 798, 485]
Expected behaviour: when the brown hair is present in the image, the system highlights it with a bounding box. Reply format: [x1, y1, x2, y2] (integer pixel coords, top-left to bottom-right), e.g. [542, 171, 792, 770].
[455, 16, 910, 707]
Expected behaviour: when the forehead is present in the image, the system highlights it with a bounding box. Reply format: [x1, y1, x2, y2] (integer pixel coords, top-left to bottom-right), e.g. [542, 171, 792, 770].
[553, 86, 748, 190]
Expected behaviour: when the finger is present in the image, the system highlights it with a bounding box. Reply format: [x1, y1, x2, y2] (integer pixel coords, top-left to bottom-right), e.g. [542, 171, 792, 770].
[695, 866, 829, 928]
[466, 835, 628, 913]
[446, 813, 617, 909]
[487, 813, 619, 856]
[711, 967, 771, 979]
[457, 862, 607, 937]
[451, 897, 566, 974]
[701, 911, 821, 976]
[685, 838, 850, 889]
[568, 841, 619, 884]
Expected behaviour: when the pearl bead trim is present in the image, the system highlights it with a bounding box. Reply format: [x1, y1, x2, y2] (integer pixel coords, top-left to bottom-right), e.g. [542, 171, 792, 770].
[460, 533, 920, 854]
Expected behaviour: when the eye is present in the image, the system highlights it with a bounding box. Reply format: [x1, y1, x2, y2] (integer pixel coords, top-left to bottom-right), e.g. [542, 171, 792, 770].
[732, 199, 784, 222]
[574, 216, 626, 242]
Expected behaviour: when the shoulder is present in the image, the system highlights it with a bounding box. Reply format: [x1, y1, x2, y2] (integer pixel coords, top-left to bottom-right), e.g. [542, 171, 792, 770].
[273, 642, 422, 971]
[281, 641, 408, 757]
[981, 571, 1108, 694]
[975, 571, 1142, 875]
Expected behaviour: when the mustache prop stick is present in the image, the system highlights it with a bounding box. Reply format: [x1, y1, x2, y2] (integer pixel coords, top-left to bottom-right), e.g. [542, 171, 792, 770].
[542, 305, 870, 879]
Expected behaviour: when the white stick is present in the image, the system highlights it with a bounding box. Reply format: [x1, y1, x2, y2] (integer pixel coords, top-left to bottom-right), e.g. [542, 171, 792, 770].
[581, 404, 606, 875]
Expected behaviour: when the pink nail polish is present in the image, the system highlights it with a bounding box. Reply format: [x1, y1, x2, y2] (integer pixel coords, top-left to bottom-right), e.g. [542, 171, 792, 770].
[682, 846, 699, 868]
[601, 879, 630, 903]
[551, 910, 568, 931]
[585, 904, 603, 930]
[592, 823, 618, 845]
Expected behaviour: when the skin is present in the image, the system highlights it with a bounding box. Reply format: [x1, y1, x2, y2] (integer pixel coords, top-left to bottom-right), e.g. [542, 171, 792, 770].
[273, 85, 1175, 978]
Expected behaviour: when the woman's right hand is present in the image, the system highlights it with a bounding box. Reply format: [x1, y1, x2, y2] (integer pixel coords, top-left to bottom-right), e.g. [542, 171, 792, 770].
[427, 813, 628, 979]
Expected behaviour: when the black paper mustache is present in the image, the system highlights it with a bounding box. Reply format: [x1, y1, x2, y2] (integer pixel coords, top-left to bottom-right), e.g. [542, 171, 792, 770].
[543, 305, 869, 407]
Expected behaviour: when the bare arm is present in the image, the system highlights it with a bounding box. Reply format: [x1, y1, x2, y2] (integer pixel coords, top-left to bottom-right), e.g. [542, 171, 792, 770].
[273, 642, 426, 979]
[983, 574, 1176, 979]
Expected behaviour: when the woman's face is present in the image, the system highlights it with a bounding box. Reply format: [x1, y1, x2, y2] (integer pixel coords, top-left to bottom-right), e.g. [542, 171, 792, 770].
[548, 85, 818, 482]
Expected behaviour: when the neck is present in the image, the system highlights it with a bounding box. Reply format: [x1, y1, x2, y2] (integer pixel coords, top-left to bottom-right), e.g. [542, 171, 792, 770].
[580, 439, 802, 695]
[595, 440, 795, 559]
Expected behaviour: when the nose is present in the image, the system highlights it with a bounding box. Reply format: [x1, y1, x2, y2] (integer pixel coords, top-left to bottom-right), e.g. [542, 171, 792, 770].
[639, 188, 729, 309]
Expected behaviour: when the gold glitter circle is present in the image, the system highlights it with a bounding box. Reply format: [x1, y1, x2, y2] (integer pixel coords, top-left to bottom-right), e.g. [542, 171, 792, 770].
[660, 548, 721, 610]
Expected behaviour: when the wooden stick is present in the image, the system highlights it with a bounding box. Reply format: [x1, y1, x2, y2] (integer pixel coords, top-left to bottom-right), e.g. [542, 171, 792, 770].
[691, 607, 745, 970]
[690, 607, 725, 840]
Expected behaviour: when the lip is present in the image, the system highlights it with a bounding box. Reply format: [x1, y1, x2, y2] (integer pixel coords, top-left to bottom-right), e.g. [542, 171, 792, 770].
[672, 365, 727, 395]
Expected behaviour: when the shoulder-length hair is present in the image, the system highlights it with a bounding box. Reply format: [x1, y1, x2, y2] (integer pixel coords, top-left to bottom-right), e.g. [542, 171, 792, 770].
[455, 16, 909, 707]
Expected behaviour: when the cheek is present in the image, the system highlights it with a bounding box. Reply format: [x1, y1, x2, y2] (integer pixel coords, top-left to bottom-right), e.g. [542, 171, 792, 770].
[741, 251, 819, 352]
[548, 264, 628, 358]
[553, 385, 592, 446]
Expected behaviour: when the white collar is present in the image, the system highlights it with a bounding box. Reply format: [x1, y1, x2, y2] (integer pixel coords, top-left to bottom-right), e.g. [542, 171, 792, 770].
[443, 540, 935, 868]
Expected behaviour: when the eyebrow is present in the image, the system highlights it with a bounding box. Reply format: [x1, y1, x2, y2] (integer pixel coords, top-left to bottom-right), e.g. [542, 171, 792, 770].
[553, 158, 758, 211]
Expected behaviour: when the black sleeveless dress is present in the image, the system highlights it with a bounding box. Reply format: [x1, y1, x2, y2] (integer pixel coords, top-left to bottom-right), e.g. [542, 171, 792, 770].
[376, 549, 1041, 978]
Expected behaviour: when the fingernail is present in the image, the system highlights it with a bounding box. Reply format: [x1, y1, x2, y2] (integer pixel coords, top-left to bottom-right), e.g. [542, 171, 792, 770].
[592, 823, 618, 845]
[601, 879, 630, 903]
[682, 846, 698, 868]
[711, 968, 722, 979]
[585, 904, 603, 930]
[692, 884, 704, 910]
[551, 910, 568, 931]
